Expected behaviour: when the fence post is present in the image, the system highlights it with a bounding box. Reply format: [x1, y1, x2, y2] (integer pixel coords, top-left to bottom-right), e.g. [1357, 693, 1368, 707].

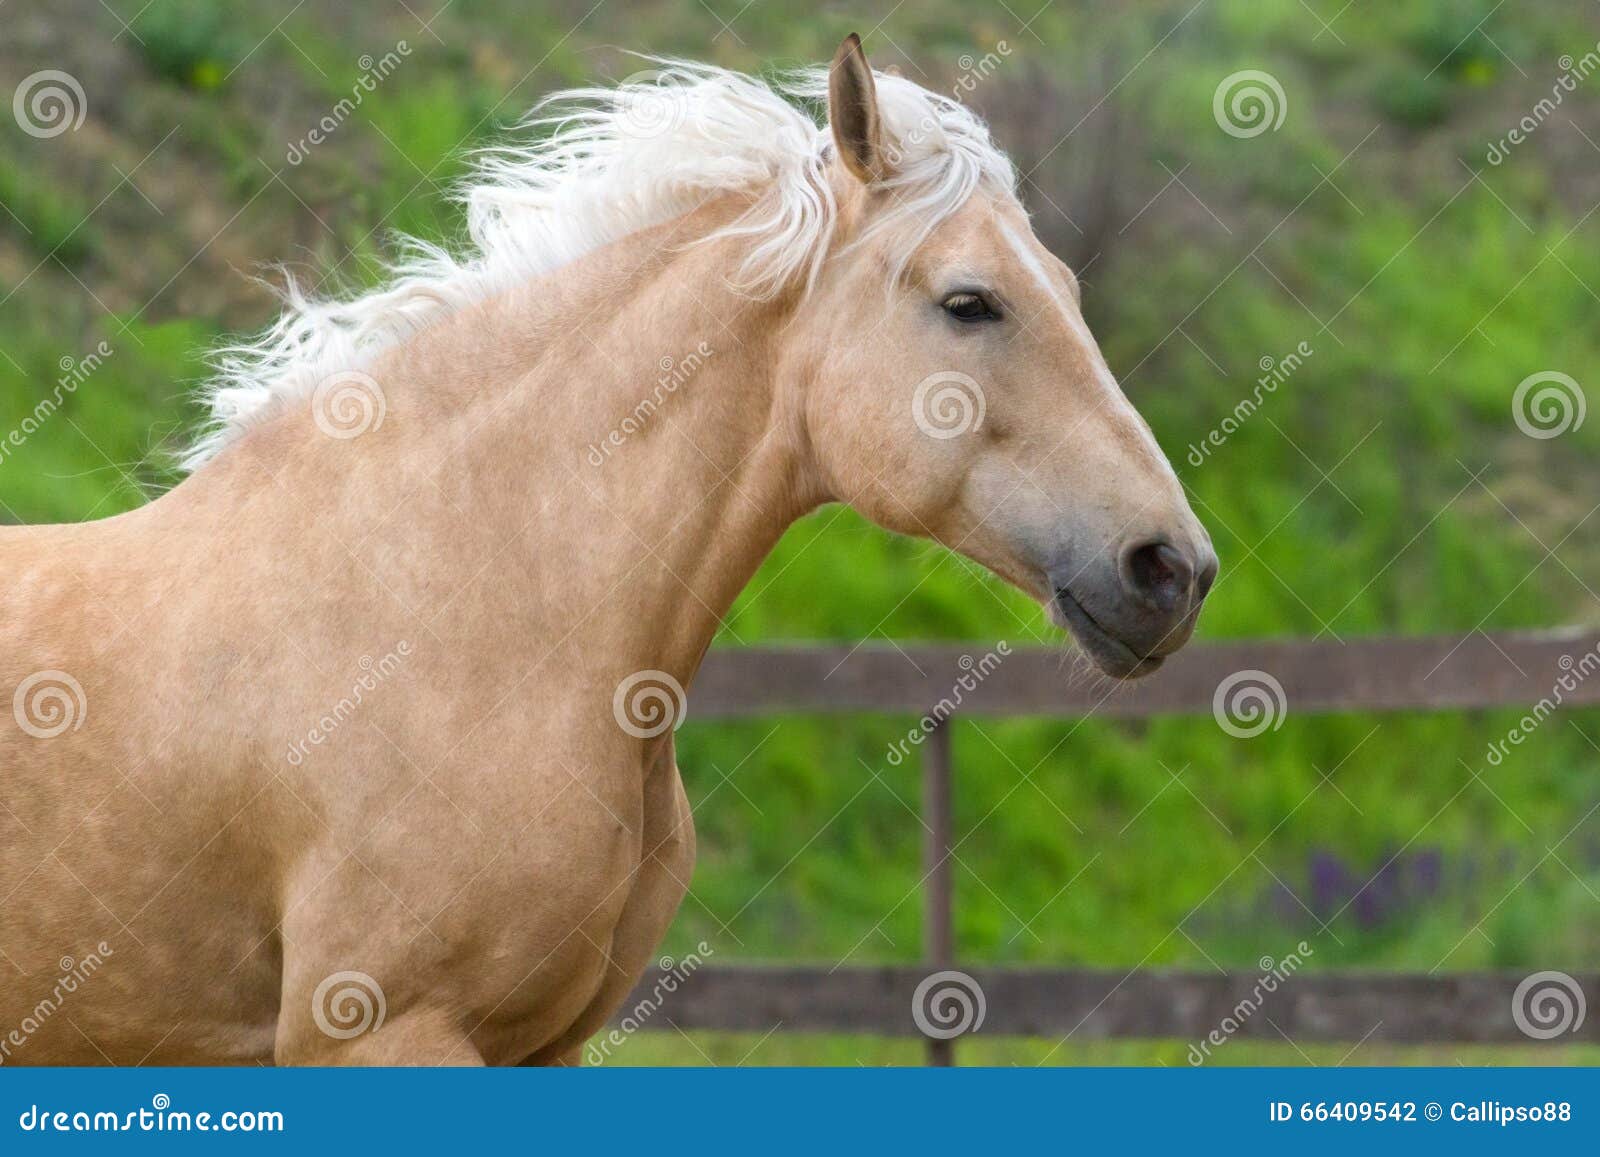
[923, 715, 955, 1066]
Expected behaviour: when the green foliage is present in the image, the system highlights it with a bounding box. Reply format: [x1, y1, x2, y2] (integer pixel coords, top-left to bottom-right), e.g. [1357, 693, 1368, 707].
[132, 0, 244, 90]
[0, 154, 95, 264]
[1401, 0, 1500, 79]
[1374, 67, 1455, 128]
[0, 316, 205, 521]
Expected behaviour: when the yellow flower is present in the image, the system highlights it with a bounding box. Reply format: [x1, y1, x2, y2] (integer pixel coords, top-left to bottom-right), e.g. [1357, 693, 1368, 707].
[190, 59, 224, 91]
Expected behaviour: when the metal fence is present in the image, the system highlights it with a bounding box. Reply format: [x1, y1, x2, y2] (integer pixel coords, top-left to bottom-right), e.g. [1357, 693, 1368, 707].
[620, 628, 1600, 1063]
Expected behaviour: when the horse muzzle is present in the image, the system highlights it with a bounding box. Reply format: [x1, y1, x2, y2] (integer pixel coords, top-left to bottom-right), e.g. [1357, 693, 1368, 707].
[1048, 536, 1218, 679]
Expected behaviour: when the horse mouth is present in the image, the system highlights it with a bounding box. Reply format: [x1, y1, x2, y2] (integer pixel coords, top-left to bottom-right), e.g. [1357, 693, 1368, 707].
[1050, 586, 1165, 680]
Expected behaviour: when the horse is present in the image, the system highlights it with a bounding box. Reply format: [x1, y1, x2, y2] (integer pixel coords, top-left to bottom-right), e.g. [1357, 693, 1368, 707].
[0, 35, 1215, 1065]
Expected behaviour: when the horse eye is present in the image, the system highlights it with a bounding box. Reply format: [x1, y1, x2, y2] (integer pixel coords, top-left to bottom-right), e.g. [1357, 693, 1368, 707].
[942, 293, 998, 323]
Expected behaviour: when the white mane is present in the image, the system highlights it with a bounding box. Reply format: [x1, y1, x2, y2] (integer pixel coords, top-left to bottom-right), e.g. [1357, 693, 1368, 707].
[182, 59, 1017, 470]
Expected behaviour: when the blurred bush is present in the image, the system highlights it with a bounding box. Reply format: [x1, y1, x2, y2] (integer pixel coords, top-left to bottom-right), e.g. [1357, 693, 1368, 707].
[132, 0, 242, 90]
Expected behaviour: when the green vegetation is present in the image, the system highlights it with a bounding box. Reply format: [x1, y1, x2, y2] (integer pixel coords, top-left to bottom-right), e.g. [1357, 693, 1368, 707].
[0, 158, 96, 265]
[132, 0, 245, 91]
[2, 0, 1597, 1064]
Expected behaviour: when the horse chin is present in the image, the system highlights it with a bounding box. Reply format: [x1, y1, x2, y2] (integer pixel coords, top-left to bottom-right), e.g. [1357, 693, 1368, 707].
[1047, 588, 1165, 681]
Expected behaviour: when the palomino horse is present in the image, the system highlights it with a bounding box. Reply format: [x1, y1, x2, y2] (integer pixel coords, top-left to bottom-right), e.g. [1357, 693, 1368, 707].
[0, 36, 1214, 1065]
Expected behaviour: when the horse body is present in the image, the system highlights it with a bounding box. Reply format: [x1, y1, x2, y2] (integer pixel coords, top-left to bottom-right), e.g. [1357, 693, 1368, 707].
[1, 204, 787, 1063]
[3, 503, 288, 1063]
[1, 39, 1215, 1064]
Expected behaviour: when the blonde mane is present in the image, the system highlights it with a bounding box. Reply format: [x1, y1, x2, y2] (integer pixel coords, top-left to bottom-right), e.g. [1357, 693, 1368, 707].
[182, 59, 1017, 470]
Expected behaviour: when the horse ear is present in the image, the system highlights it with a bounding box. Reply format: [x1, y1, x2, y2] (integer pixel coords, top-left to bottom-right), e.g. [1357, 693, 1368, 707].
[828, 33, 886, 184]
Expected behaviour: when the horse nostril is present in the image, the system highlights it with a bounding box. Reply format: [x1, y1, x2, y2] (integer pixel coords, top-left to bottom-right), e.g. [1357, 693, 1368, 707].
[1194, 550, 1219, 600]
[1123, 540, 1193, 613]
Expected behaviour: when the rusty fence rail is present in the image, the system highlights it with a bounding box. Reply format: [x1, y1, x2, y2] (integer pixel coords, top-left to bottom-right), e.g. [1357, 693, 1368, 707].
[617, 628, 1600, 1062]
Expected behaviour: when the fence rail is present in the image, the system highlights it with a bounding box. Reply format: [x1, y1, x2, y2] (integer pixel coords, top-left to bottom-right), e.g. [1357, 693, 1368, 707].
[624, 963, 1600, 1044]
[690, 627, 1600, 718]
[620, 629, 1600, 1061]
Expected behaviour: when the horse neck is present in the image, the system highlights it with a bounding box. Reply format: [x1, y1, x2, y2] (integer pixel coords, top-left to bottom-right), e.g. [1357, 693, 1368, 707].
[479, 222, 825, 680]
[189, 207, 825, 687]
